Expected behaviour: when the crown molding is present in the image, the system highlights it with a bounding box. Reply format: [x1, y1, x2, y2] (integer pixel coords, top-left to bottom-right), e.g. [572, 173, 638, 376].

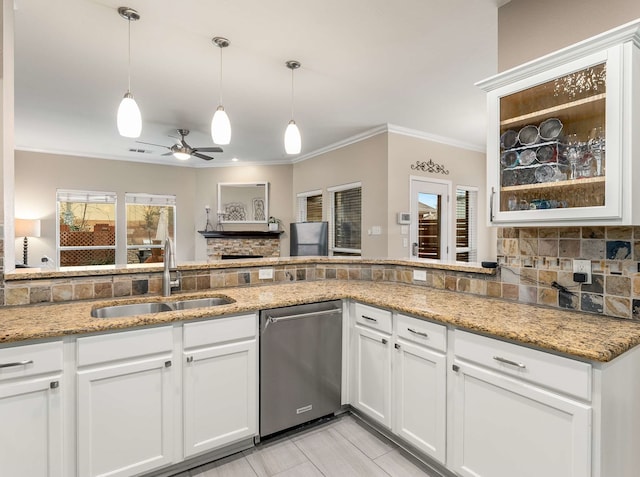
[386, 124, 485, 153]
[291, 125, 388, 163]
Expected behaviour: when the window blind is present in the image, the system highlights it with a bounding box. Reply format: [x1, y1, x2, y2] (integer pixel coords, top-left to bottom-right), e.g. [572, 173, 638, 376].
[125, 193, 176, 206]
[296, 190, 322, 222]
[57, 189, 117, 203]
[455, 187, 477, 262]
[331, 185, 361, 253]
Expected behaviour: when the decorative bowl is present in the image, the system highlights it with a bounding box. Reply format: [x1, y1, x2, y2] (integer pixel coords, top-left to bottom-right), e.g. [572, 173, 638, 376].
[518, 125, 540, 146]
[539, 118, 563, 140]
[500, 130, 519, 149]
[519, 149, 537, 166]
[500, 150, 519, 168]
[534, 164, 555, 183]
[536, 145, 556, 163]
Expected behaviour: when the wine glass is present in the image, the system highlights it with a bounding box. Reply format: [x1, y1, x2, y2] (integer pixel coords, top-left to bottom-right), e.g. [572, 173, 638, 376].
[588, 127, 605, 176]
[565, 134, 580, 180]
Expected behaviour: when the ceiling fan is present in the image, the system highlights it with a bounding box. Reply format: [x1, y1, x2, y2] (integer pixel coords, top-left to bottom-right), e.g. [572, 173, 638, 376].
[137, 129, 223, 161]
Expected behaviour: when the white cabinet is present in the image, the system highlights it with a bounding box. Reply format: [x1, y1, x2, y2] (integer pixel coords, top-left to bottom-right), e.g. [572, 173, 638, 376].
[0, 341, 63, 477]
[451, 330, 591, 477]
[350, 303, 448, 465]
[393, 314, 447, 463]
[76, 326, 175, 477]
[183, 314, 257, 457]
[351, 303, 393, 427]
[478, 20, 640, 226]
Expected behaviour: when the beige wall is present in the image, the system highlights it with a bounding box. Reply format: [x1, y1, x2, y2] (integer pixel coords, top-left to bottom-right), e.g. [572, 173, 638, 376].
[386, 133, 494, 260]
[499, 0, 640, 71]
[292, 133, 389, 258]
[14, 151, 294, 264]
[193, 164, 293, 260]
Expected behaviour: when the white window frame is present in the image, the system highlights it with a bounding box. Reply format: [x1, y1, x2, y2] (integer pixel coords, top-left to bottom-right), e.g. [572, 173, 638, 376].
[56, 189, 118, 268]
[328, 181, 362, 256]
[125, 193, 177, 258]
[455, 185, 478, 262]
[296, 189, 323, 222]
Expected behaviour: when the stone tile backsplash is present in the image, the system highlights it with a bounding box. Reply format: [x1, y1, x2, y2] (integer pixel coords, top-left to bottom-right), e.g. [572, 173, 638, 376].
[3, 225, 640, 321]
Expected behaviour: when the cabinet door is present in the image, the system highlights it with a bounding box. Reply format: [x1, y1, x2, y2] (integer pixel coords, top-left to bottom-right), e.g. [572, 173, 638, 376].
[183, 339, 257, 457]
[452, 361, 591, 477]
[0, 376, 63, 477]
[351, 325, 392, 427]
[393, 339, 446, 463]
[77, 357, 174, 477]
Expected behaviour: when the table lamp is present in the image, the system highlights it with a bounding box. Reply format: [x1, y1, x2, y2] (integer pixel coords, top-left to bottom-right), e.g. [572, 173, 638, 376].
[15, 218, 41, 266]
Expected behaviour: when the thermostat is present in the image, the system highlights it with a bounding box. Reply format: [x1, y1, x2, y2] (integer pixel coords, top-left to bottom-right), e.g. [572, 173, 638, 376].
[397, 212, 411, 224]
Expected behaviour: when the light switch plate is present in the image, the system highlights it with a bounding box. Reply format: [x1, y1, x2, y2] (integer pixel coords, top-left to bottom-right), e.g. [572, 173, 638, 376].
[259, 268, 274, 279]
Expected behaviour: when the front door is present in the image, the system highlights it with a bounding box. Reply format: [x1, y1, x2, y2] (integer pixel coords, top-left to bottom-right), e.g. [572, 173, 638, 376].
[410, 178, 450, 260]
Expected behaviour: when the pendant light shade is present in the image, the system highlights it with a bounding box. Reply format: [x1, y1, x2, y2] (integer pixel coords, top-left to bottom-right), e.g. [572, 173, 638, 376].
[284, 120, 301, 155]
[284, 60, 302, 155]
[211, 105, 231, 145]
[117, 92, 142, 138]
[117, 7, 142, 138]
[211, 37, 231, 145]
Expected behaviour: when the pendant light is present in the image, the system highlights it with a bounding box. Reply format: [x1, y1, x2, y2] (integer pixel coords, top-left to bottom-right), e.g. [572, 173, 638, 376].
[210, 37, 231, 145]
[284, 60, 302, 155]
[116, 7, 142, 138]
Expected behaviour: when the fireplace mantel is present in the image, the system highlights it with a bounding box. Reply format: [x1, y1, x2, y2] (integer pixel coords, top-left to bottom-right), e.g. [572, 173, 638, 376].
[198, 230, 283, 239]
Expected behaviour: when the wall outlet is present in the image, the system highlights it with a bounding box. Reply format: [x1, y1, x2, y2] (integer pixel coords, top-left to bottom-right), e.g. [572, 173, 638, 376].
[413, 269, 427, 281]
[572, 259, 592, 285]
[259, 268, 274, 279]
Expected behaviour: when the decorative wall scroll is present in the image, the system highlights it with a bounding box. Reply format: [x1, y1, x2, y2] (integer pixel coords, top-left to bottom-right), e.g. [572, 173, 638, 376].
[411, 159, 450, 175]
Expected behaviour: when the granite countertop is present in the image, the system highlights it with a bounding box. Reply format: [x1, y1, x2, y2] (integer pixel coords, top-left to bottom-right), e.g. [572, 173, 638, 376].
[1, 280, 639, 363]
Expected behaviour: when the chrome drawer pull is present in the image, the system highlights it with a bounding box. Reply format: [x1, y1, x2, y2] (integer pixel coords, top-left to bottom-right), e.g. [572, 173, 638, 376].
[493, 356, 526, 369]
[362, 315, 378, 322]
[407, 328, 428, 338]
[0, 360, 33, 369]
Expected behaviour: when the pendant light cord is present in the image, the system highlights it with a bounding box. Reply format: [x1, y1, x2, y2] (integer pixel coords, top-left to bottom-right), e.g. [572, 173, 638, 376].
[127, 16, 132, 93]
[218, 46, 223, 105]
[290, 66, 295, 119]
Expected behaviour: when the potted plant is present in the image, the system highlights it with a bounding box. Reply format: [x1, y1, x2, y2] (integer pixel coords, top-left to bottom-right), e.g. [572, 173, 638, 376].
[268, 216, 281, 231]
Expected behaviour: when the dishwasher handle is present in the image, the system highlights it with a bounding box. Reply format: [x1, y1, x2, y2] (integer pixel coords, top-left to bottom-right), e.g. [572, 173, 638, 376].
[264, 308, 341, 327]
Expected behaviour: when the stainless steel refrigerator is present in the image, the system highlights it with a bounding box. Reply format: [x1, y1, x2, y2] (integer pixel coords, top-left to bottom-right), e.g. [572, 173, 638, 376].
[289, 222, 328, 256]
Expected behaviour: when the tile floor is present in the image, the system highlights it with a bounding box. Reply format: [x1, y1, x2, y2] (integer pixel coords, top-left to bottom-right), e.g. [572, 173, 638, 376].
[176, 414, 440, 477]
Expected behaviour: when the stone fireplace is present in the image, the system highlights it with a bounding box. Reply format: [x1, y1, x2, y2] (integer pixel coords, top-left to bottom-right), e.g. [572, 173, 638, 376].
[200, 231, 281, 261]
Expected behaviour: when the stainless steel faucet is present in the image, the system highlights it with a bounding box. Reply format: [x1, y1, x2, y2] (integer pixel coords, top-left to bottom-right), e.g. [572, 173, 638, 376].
[162, 238, 180, 297]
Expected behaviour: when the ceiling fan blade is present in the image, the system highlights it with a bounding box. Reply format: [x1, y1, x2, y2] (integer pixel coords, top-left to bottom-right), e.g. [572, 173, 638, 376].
[194, 146, 224, 153]
[193, 152, 214, 161]
[161, 152, 173, 156]
[136, 141, 169, 149]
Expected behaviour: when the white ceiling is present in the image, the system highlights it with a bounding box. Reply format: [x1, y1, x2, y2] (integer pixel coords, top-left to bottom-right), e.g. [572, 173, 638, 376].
[13, 0, 500, 167]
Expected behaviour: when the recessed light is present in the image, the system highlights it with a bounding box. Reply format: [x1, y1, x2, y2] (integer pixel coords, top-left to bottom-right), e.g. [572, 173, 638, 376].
[231, 157, 239, 162]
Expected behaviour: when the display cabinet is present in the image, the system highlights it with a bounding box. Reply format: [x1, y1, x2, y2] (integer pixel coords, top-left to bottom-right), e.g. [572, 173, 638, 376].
[477, 21, 640, 226]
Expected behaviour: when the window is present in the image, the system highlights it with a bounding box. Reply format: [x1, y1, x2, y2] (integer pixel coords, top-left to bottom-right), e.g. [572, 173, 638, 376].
[57, 189, 117, 267]
[125, 193, 176, 264]
[328, 182, 361, 256]
[455, 187, 478, 262]
[296, 190, 323, 222]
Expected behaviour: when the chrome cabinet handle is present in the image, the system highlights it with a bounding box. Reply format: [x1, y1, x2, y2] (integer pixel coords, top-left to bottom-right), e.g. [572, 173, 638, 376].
[186, 356, 194, 363]
[362, 315, 377, 322]
[493, 356, 526, 369]
[382, 338, 388, 345]
[394, 343, 401, 350]
[50, 381, 59, 389]
[164, 360, 172, 368]
[0, 360, 33, 369]
[490, 187, 495, 222]
[407, 328, 428, 338]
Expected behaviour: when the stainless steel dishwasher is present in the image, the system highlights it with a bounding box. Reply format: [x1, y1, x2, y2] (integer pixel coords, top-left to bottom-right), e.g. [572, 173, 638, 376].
[259, 300, 342, 438]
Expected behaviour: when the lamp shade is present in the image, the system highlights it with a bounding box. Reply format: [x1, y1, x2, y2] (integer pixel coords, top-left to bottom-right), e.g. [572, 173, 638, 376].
[15, 218, 41, 238]
[211, 106, 231, 145]
[117, 92, 142, 138]
[284, 120, 301, 155]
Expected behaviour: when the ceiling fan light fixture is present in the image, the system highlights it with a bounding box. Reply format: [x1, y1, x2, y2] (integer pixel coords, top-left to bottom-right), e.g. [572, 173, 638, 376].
[117, 92, 142, 138]
[117, 7, 142, 138]
[211, 36, 231, 145]
[172, 149, 191, 161]
[211, 105, 231, 145]
[284, 120, 301, 155]
[284, 60, 302, 155]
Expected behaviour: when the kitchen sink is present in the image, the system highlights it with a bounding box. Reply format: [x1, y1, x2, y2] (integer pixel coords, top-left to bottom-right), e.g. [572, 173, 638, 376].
[91, 296, 235, 318]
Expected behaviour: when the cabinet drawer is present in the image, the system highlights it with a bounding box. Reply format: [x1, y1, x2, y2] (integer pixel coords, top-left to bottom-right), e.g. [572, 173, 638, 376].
[396, 314, 446, 352]
[354, 303, 392, 334]
[454, 330, 591, 401]
[0, 341, 62, 381]
[184, 314, 256, 349]
[77, 326, 173, 367]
